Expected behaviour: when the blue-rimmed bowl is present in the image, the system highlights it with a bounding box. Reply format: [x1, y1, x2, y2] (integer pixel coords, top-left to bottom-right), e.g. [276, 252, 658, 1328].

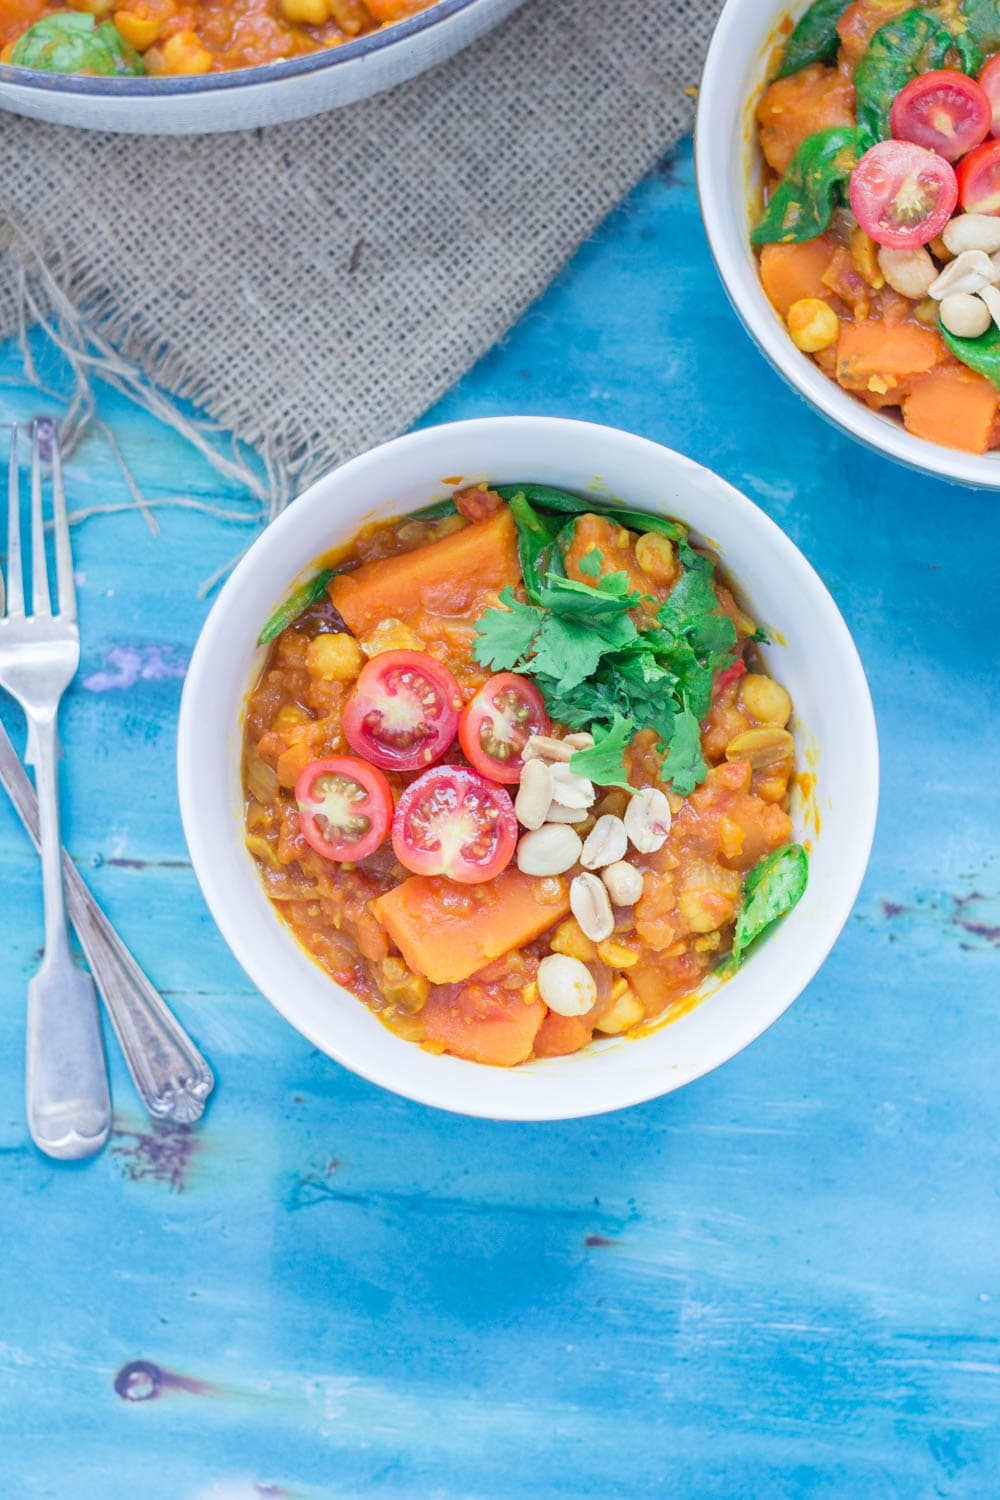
[0, 0, 525, 134]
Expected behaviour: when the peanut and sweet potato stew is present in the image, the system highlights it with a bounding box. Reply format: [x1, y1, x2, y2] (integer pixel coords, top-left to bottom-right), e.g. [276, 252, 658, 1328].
[242, 483, 808, 1068]
[754, 0, 1000, 452]
[1, 0, 433, 77]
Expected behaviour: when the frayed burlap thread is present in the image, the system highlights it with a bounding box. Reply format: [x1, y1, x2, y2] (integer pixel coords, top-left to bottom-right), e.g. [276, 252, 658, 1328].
[0, 0, 722, 510]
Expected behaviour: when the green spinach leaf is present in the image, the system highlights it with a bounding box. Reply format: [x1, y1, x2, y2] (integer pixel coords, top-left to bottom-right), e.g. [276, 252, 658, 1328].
[11, 13, 144, 75]
[258, 569, 336, 646]
[961, 0, 1000, 52]
[751, 126, 859, 245]
[494, 484, 687, 544]
[732, 845, 809, 965]
[777, 0, 853, 78]
[939, 318, 1000, 390]
[854, 8, 964, 147]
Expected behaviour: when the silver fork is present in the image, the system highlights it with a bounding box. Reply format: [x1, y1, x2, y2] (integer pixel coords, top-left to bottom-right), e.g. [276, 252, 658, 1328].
[0, 420, 111, 1159]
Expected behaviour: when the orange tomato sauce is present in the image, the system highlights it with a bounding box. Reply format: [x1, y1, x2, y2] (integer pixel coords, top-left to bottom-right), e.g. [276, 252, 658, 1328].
[241, 488, 799, 1068]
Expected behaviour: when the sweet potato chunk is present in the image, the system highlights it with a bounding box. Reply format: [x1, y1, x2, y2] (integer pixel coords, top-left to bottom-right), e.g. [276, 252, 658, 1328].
[759, 237, 836, 318]
[421, 986, 546, 1067]
[902, 364, 999, 454]
[835, 320, 946, 395]
[330, 506, 520, 636]
[757, 64, 856, 176]
[371, 868, 570, 985]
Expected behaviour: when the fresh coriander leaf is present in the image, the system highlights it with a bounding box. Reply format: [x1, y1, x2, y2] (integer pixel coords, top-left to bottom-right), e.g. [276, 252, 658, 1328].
[537, 569, 640, 620]
[530, 615, 617, 692]
[259, 569, 336, 646]
[568, 714, 634, 789]
[471, 588, 543, 670]
[662, 697, 707, 797]
[578, 547, 604, 578]
[732, 845, 809, 965]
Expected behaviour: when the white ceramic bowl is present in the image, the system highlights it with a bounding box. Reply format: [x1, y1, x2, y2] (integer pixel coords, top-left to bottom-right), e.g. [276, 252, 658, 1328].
[696, 0, 1000, 489]
[0, 0, 523, 134]
[178, 417, 878, 1119]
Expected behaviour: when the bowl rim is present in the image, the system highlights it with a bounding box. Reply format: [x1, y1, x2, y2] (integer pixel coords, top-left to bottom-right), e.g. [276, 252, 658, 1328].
[694, 0, 1000, 490]
[0, 0, 479, 96]
[177, 415, 880, 1119]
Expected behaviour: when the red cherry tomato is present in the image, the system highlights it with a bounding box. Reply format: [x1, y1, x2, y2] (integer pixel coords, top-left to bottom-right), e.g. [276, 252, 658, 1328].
[391, 766, 517, 884]
[890, 70, 990, 162]
[979, 54, 1000, 139]
[957, 138, 1000, 214]
[458, 673, 550, 784]
[850, 140, 958, 248]
[342, 650, 462, 772]
[294, 756, 394, 863]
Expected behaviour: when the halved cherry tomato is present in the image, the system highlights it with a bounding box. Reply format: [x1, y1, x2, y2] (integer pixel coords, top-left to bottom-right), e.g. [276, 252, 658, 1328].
[294, 756, 394, 863]
[391, 766, 517, 884]
[342, 650, 462, 771]
[957, 139, 1000, 214]
[890, 70, 990, 162]
[850, 141, 958, 248]
[979, 54, 1000, 139]
[458, 672, 550, 785]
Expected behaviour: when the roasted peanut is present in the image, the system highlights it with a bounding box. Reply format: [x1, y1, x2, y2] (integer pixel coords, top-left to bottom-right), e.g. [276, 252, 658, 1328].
[929, 250, 997, 300]
[939, 291, 992, 339]
[569, 873, 615, 943]
[516, 824, 582, 876]
[877, 245, 936, 300]
[514, 758, 553, 830]
[537, 954, 597, 1017]
[549, 763, 596, 809]
[623, 786, 671, 852]
[724, 726, 794, 769]
[601, 861, 644, 906]
[942, 214, 1000, 256]
[581, 814, 628, 871]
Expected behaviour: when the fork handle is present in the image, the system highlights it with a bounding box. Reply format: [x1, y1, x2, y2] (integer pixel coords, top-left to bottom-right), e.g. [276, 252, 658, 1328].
[0, 722, 213, 1124]
[24, 713, 111, 1159]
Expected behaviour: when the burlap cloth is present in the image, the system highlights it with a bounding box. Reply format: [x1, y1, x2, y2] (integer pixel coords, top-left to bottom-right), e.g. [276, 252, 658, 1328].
[0, 0, 722, 506]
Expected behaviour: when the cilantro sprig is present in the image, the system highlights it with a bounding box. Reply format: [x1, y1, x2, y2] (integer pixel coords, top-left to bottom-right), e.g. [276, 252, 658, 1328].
[473, 492, 741, 795]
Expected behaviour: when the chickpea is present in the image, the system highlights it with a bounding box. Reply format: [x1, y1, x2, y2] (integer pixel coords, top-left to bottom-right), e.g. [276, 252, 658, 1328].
[594, 986, 644, 1036]
[786, 298, 839, 353]
[738, 673, 792, 727]
[595, 939, 639, 970]
[280, 0, 329, 20]
[550, 917, 597, 963]
[306, 632, 364, 682]
[158, 30, 213, 74]
[114, 10, 162, 48]
[635, 531, 677, 585]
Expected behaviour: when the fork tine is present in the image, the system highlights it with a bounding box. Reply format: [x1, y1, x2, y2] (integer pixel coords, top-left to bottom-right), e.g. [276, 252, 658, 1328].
[48, 423, 76, 623]
[5, 424, 25, 617]
[29, 419, 52, 618]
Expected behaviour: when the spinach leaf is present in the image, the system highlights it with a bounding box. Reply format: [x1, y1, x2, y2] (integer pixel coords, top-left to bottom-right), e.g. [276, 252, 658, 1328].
[751, 126, 859, 245]
[732, 844, 809, 966]
[854, 8, 963, 147]
[777, 0, 853, 78]
[939, 318, 1000, 390]
[412, 497, 458, 520]
[494, 484, 687, 544]
[961, 0, 1000, 52]
[258, 569, 335, 646]
[505, 490, 561, 603]
[11, 13, 144, 75]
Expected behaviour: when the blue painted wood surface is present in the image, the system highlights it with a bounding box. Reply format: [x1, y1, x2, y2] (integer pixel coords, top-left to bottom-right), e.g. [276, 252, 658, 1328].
[1, 139, 997, 1499]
